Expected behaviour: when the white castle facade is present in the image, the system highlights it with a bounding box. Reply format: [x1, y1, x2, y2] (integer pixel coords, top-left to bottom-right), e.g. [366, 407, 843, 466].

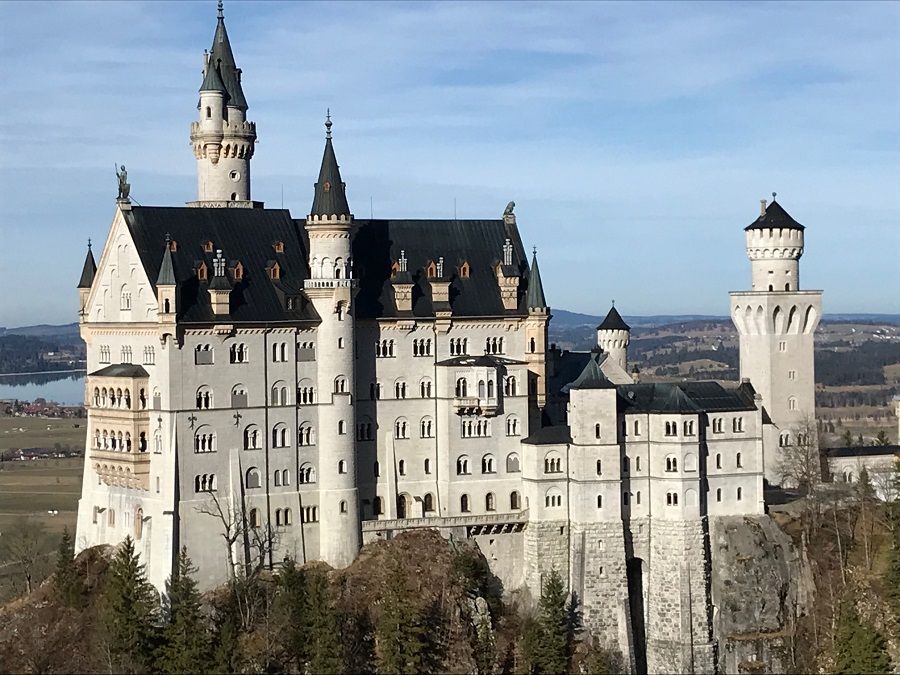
[74, 6, 823, 672]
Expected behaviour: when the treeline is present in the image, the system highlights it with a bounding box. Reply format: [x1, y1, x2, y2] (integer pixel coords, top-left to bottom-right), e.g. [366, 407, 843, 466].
[816, 388, 899, 410]
[2, 529, 624, 674]
[815, 341, 899, 386]
[0, 335, 84, 374]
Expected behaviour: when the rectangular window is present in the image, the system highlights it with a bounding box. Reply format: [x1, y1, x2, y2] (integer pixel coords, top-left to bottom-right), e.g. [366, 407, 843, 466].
[779, 341, 787, 352]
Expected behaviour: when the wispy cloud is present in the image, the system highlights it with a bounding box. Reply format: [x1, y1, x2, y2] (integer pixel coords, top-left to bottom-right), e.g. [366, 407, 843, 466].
[0, 0, 897, 325]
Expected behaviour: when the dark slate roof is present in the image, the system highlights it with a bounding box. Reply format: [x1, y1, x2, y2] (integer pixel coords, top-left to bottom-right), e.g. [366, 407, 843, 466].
[523, 424, 572, 445]
[597, 305, 630, 331]
[563, 351, 616, 391]
[124, 206, 319, 324]
[89, 364, 150, 378]
[827, 445, 900, 459]
[351, 218, 530, 319]
[437, 354, 525, 368]
[310, 129, 350, 217]
[745, 200, 804, 231]
[207, 8, 247, 109]
[548, 350, 593, 397]
[77, 245, 97, 289]
[526, 252, 548, 309]
[617, 381, 756, 414]
[199, 59, 226, 93]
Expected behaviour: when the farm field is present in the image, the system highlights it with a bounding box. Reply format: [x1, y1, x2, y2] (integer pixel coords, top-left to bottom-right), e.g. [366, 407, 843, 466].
[0, 415, 86, 453]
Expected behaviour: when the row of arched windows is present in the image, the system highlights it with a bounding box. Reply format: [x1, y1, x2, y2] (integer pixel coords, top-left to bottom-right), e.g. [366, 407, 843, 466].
[485, 337, 504, 354]
[93, 387, 145, 410]
[461, 418, 491, 438]
[194, 473, 216, 493]
[94, 429, 146, 452]
[142, 346, 155, 365]
[449, 338, 468, 355]
[456, 452, 520, 476]
[375, 340, 395, 358]
[230, 343, 249, 363]
[412, 339, 432, 356]
[271, 342, 289, 362]
[458, 491, 521, 513]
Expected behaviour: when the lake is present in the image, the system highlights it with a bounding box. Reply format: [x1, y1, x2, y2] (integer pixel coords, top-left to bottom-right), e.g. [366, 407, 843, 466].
[0, 372, 86, 405]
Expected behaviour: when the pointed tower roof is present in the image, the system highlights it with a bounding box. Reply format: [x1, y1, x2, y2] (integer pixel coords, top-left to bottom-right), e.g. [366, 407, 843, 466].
[526, 249, 547, 310]
[310, 112, 351, 218]
[745, 197, 804, 231]
[563, 352, 617, 391]
[199, 57, 226, 93]
[206, 1, 247, 109]
[157, 237, 176, 286]
[77, 240, 97, 289]
[597, 305, 630, 332]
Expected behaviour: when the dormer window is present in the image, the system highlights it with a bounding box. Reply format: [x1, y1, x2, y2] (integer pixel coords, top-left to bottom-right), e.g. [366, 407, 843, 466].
[459, 261, 470, 278]
[323, 181, 331, 193]
[196, 261, 208, 282]
[232, 261, 244, 281]
[426, 260, 437, 278]
[273, 241, 284, 253]
[267, 262, 281, 280]
[390, 261, 400, 279]
[169, 239, 178, 252]
[203, 240, 214, 253]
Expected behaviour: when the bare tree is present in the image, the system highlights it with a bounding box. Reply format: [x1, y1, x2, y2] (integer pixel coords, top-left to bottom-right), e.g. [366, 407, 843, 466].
[777, 415, 825, 532]
[0, 518, 51, 594]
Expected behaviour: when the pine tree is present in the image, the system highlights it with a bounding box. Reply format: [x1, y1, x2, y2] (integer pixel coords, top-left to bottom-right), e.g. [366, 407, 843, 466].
[54, 526, 83, 608]
[274, 558, 310, 669]
[99, 536, 160, 673]
[536, 569, 570, 675]
[834, 601, 891, 674]
[305, 569, 343, 674]
[159, 548, 210, 674]
[375, 560, 427, 674]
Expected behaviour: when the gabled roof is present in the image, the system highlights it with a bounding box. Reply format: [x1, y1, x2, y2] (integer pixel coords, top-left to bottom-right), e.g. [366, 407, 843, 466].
[124, 206, 319, 324]
[597, 305, 629, 331]
[206, 4, 247, 109]
[827, 445, 899, 459]
[563, 351, 616, 391]
[745, 200, 804, 231]
[352, 218, 529, 320]
[616, 381, 757, 414]
[522, 424, 572, 445]
[157, 242, 176, 286]
[526, 251, 548, 309]
[310, 118, 351, 218]
[77, 244, 96, 289]
[89, 364, 149, 378]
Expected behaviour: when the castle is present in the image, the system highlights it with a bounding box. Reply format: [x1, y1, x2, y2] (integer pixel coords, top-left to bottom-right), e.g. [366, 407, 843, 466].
[74, 5, 822, 672]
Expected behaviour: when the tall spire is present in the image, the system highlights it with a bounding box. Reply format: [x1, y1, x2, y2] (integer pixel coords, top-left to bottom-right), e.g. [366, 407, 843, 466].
[526, 248, 547, 310]
[310, 113, 351, 218]
[157, 236, 176, 286]
[77, 239, 97, 289]
[207, 0, 247, 109]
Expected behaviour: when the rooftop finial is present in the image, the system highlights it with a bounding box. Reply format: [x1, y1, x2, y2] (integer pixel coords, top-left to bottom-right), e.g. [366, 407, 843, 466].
[532, 246, 537, 257]
[217, 0, 224, 19]
[87, 238, 92, 250]
[772, 191, 777, 202]
[165, 232, 171, 244]
[612, 299, 615, 307]
[325, 109, 332, 140]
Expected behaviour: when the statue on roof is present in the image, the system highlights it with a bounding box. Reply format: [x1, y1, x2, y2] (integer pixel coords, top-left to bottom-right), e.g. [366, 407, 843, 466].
[504, 201, 515, 216]
[116, 164, 131, 202]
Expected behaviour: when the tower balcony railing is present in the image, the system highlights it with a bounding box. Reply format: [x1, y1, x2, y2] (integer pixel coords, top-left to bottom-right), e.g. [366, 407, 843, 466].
[454, 396, 500, 416]
[303, 278, 356, 290]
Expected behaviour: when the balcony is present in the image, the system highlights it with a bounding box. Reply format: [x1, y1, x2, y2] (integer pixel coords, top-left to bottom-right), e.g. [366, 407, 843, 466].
[454, 396, 500, 416]
[91, 448, 151, 491]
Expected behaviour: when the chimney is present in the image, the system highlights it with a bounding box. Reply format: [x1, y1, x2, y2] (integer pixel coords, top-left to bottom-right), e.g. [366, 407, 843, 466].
[760, 199, 767, 216]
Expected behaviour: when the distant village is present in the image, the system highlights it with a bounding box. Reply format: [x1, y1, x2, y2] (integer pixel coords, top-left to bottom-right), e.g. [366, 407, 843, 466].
[0, 397, 86, 461]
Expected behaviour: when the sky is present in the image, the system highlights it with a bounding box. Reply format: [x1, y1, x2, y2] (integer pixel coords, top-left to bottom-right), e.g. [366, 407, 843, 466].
[0, 1, 897, 327]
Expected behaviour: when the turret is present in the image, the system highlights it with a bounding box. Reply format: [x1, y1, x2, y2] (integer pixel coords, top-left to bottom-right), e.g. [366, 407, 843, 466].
[77, 239, 97, 320]
[596, 304, 630, 371]
[524, 248, 549, 408]
[303, 113, 360, 568]
[156, 236, 177, 333]
[745, 195, 805, 292]
[189, 1, 256, 205]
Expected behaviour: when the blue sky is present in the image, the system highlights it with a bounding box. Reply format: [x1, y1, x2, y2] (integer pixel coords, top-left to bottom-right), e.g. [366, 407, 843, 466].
[0, 1, 897, 327]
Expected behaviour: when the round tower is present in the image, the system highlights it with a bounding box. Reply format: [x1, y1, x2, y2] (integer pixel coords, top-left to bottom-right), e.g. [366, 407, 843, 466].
[597, 304, 630, 372]
[303, 114, 360, 567]
[189, 2, 256, 204]
[745, 195, 805, 292]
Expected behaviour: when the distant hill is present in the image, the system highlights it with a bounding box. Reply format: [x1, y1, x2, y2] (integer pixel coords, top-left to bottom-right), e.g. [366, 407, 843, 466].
[551, 310, 900, 330]
[0, 323, 80, 338]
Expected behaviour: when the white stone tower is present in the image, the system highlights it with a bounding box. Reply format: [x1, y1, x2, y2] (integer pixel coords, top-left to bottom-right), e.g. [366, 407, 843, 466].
[189, 1, 257, 205]
[596, 304, 630, 371]
[304, 114, 361, 567]
[730, 197, 822, 483]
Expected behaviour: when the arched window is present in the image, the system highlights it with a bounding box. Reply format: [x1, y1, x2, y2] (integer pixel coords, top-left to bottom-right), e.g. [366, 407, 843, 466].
[716, 488, 722, 502]
[595, 423, 601, 439]
[194, 426, 216, 453]
[736, 452, 743, 468]
[195, 385, 213, 410]
[530, 337, 536, 353]
[339, 501, 347, 514]
[504, 376, 518, 396]
[716, 453, 722, 469]
[134, 507, 143, 540]
[338, 460, 347, 474]
[231, 384, 248, 408]
[737, 486, 743, 501]
[274, 470, 282, 487]
[249, 508, 261, 528]
[456, 455, 470, 475]
[245, 467, 261, 489]
[206, 106, 211, 119]
[456, 378, 468, 397]
[510, 491, 521, 510]
[398, 459, 406, 476]
[423, 493, 434, 513]
[460, 494, 470, 513]
[487, 379, 495, 398]
[506, 415, 520, 436]
[633, 419, 641, 436]
[338, 420, 346, 435]
[394, 380, 407, 399]
[298, 423, 315, 446]
[420, 378, 433, 398]
[478, 380, 486, 399]
[788, 397, 797, 411]
[334, 376, 347, 393]
[271, 381, 289, 406]
[596, 459, 602, 475]
[420, 416, 434, 438]
[597, 494, 603, 508]
[665, 455, 678, 472]
[506, 453, 520, 473]
[666, 492, 679, 506]
[424, 458, 431, 474]
[282, 469, 290, 486]
[486, 493, 496, 512]
[545, 488, 563, 508]
[543, 452, 562, 474]
[271, 423, 289, 448]
[481, 454, 496, 474]
[299, 463, 316, 484]
[394, 418, 409, 439]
